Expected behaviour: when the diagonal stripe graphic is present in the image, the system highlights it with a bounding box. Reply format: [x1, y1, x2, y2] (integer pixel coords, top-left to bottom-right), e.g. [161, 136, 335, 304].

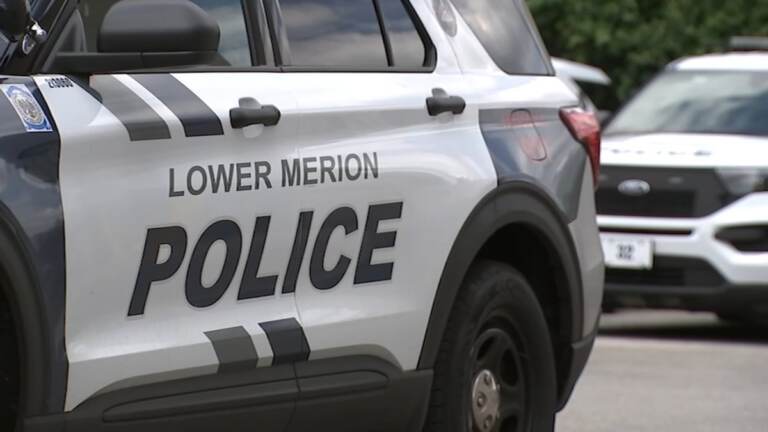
[259, 318, 310, 365]
[132, 74, 224, 138]
[204, 326, 260, 373]
[90, 75, 171, 142]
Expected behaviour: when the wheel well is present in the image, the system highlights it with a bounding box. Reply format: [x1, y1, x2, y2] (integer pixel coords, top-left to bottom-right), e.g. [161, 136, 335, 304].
[476, 223, 574, 399]
[0, 284, 20, 430]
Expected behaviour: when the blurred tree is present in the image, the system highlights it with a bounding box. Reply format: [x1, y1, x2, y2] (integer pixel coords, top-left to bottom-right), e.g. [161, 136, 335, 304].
[527, 0, 768, 110]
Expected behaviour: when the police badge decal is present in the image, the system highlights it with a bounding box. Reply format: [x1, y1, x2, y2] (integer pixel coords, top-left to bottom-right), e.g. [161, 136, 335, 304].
[1, 84, 53, 133]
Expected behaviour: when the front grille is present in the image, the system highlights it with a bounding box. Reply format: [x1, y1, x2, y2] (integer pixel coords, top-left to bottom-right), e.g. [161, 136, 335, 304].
[601, 227, 693, 236]
[597, 166, 736, 218]
[606, 257, 725, 287]
[598, 189, 695, 218]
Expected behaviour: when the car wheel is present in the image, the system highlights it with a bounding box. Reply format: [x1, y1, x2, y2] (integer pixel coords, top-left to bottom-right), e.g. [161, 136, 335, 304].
[424, 260, 557, 432]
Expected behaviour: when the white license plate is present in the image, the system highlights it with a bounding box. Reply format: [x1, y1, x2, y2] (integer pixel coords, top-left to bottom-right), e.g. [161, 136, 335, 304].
[600, 234, 654, 270]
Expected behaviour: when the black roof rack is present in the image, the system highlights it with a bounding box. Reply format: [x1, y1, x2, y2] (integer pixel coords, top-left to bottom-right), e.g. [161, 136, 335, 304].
[729, 36, 768, 51]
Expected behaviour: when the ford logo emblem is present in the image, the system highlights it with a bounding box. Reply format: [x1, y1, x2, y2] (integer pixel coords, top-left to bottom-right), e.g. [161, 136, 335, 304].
[618, 179, 651, 196]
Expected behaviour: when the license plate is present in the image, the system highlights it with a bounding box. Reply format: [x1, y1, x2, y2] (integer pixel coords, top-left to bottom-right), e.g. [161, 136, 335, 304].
[600, 234, 654, 270]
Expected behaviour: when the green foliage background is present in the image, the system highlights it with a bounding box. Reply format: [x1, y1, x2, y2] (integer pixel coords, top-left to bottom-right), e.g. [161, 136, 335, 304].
[527, 0, 768, 110]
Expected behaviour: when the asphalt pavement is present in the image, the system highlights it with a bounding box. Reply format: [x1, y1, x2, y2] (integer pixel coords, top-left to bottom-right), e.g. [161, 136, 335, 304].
[556, 311, 768, 432]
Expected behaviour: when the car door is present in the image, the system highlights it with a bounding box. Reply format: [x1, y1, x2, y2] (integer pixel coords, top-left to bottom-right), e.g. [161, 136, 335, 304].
[266, 0, 498, 375]
[34, 0, 305, 413]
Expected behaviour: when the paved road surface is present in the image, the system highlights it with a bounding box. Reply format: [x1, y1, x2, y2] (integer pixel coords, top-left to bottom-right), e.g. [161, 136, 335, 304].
[557, 311, 768, 432]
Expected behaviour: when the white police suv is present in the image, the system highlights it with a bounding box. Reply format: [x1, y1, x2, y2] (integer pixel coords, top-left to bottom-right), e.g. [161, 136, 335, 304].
[0, 0, 604, 431]
[599, 40, 768, 323]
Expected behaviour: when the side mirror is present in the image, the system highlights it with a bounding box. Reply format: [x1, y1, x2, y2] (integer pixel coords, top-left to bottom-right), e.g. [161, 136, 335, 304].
[54, 0, 221, 74]
[0, 0, 30, 40]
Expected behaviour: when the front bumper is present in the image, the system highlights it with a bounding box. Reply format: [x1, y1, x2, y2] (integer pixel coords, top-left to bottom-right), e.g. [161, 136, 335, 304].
[603, 282, 768, 319]
[598, 193, 768, 317]
[600, 193, 768, 284]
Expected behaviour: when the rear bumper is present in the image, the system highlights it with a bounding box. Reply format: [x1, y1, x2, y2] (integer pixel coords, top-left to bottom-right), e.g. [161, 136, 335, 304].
[557, 322, 598, 411]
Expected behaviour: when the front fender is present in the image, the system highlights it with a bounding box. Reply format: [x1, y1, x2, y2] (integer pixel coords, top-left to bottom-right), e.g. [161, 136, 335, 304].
[0, 75, 67, 416]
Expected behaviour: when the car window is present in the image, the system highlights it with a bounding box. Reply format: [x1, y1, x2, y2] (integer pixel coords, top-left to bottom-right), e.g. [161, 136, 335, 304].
[0, 33, 9, 64]
[450, 0, 550, 75]
[378, 0, 426, 68]
[279, 0, 388, 68]
[607, 70, 768, 137]
[188, 0, 251, 66]
[0, 1, 17, 51]
[77, 0, 252, 66]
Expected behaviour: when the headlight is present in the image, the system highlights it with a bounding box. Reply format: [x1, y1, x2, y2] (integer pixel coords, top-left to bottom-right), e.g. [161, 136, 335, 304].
[716, 168, 768, 195]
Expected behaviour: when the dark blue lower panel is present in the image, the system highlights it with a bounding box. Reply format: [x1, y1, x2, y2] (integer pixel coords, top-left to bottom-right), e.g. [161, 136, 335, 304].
[0, 76, 67, 415]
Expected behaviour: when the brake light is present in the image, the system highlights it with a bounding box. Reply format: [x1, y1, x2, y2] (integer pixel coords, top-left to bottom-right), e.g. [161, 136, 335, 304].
[560, 107, 602, 185]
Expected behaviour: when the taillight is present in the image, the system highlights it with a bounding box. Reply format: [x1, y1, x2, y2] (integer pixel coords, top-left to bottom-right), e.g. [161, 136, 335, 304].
[560, 107, 602, 185]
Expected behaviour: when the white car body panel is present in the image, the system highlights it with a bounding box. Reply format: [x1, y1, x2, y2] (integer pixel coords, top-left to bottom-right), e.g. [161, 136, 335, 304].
[36, 73, 305, 410]
[673, 52, 768, 71]
[19, 0, 601, 414]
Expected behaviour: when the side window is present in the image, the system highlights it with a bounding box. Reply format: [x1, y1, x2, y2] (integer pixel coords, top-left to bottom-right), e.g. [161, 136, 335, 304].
[278, 0, 387, 67]
[77, 0, 252, 66]
[0, 33, 9, 62]
[450, 0, 551, 75]
[378, 0, 427, 68]
[188, 0, 251, 66]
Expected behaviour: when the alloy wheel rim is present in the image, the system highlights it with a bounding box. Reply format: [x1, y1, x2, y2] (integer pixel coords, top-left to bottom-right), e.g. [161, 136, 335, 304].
[469, 327, 528, 432]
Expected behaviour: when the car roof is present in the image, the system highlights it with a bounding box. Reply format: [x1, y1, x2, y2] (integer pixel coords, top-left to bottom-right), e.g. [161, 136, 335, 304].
[669, 52, 768, 72]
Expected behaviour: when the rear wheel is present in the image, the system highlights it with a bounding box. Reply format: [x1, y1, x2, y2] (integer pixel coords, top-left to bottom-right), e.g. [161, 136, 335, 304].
[424, 260, 557, 432]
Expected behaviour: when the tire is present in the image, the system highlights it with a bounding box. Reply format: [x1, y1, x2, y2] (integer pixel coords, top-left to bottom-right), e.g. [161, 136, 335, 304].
[424, 260, 557, 432]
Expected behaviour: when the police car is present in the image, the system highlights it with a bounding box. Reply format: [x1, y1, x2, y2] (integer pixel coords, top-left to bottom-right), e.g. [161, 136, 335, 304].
[599, 38, 768, 323]
[0, 0, 604, 431]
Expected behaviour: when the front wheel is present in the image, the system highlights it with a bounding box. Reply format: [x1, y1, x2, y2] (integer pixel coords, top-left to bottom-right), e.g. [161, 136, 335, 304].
[424, 260, 557, 432]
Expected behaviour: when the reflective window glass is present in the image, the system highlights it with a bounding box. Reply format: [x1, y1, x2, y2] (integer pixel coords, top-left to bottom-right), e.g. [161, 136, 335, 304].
[78, 0, 252, 66]
[379, 0, 426, 67]
[280, 0, 388, 67]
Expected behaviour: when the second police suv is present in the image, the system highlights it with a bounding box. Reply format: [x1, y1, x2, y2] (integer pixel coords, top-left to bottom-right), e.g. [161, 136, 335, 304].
[0, 0, 604, 431]
[599, 37, 768, 324]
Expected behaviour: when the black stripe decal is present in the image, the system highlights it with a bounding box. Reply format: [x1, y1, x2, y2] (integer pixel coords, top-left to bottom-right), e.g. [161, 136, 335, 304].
[259, 318, 310, 365]
[204, 326, 259, 373]
[133, 74, 224, 138]
[89, 76, 171, 142]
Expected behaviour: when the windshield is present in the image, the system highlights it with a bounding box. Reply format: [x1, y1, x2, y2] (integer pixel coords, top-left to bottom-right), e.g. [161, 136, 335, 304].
[606, 70, 768, 137]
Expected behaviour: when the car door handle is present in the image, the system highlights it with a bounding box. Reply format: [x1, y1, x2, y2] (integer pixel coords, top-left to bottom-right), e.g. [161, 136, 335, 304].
[230, 105, 281, 129]
[426, 94, 466, 116]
